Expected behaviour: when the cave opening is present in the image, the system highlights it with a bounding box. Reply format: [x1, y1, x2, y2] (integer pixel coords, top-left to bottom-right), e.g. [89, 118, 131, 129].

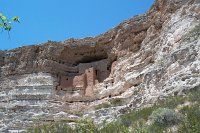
[78, 56, 108, 64]
[55, 50, 116, 96]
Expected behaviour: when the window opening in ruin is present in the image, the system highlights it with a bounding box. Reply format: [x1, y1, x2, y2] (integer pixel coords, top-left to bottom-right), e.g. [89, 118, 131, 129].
[66, 78, 68, 80]
[88, 70, 90, 73]
[109, 94, 111, 98]
[105, 85, 107, 89]
[107, 66, 110, 70]
[96, 70, 98, 76]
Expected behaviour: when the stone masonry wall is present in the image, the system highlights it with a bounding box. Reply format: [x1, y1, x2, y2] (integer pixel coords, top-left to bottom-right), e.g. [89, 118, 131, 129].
[56, 59, 112, 97]
[73, 74, 86, 90]
[85, 67, 96, 96]
[79, 59, 109, 74]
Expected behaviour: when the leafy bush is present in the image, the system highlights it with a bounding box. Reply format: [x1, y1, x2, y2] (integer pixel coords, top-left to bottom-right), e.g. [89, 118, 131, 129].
[148, 108, 180, 125]
[25, 122, 74, 133]
[179, 105, 200, 133]
[25, 119, 97, 133]
[120, 107, 154, 127]
[99, 121, 129, 133]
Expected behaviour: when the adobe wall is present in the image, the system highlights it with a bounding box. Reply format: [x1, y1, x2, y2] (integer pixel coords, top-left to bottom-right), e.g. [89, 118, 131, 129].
[73, 74, 86, 90]
[85, 67, 96, 96]
[97, 70, 110, 83]
[79, 59, 111, 84]
[78, 59, 109, 74]
[59, 74, 86, 89]
[59, 76, 74, 90]
[56, 59, 113, 98]
[85, 67, 96, 87]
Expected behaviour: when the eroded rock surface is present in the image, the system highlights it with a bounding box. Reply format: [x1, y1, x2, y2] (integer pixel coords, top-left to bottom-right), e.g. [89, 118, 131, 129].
[1, 0, 200, 132]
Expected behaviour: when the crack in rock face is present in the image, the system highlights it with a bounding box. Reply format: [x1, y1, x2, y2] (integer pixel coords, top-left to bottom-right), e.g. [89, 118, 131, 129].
[0, 0, 200, 132]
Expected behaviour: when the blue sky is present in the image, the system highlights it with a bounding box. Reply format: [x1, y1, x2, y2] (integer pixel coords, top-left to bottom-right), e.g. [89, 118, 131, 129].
[0, 0, 154, 50]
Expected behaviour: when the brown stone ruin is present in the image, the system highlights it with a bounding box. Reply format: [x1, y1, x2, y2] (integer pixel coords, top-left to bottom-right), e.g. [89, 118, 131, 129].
[55, 59, 111, 97]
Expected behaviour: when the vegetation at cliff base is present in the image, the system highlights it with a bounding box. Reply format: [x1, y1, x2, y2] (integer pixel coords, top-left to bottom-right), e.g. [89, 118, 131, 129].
[25, 86, 200, 133]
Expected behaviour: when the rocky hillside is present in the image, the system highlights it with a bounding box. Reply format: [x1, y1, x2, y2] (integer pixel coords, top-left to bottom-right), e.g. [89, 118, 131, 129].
[0, 0, 200, 132]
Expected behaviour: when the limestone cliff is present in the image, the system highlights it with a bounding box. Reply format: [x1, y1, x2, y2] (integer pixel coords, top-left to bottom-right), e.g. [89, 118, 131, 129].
[0, 0, 200, 132]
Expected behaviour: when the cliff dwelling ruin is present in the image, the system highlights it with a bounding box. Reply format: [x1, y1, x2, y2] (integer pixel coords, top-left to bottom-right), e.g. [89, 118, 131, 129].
[55, 59, 113, 97]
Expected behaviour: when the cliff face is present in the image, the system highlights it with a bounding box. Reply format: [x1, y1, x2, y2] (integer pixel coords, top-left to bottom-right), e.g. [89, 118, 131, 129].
[1, 0, 200, 132]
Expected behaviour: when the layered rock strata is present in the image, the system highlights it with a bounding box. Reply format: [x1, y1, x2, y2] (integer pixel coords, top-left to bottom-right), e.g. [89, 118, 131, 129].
[0, 0, 200, 132]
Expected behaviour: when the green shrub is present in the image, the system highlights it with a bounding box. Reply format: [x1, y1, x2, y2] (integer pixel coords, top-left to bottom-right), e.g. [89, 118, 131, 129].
[188, 86, 200, 102]
[131, 119, 149, 133]
[25, 122, 74, 133]
[73, 119, 97, 133]
[148, 108, 180, 126]
[99, 121, 129, 133]
[25, 120, 97, 133]
[158, 95, 186, 109]
[119, 107, 154, 127]
[25, 86, 200, 133]
[179, 105, 200, 133]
